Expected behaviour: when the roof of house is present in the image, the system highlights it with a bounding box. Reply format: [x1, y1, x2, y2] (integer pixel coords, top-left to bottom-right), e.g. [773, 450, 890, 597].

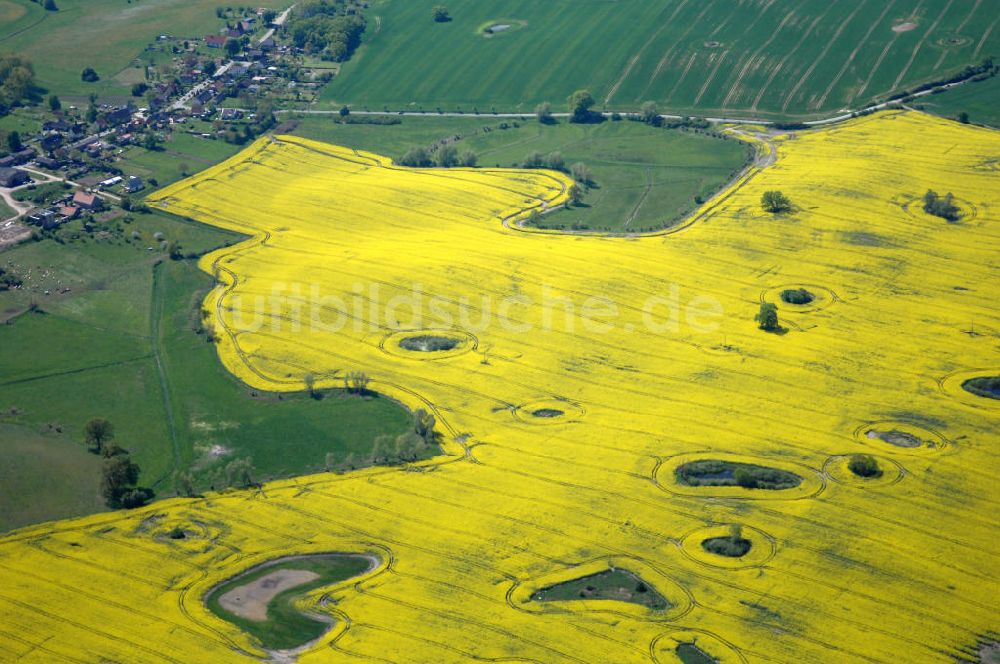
[72, 191, 98, 207]
[58, 205, 79, 217]
[0, 166, 27, 180]
[205, 35, 227, 46]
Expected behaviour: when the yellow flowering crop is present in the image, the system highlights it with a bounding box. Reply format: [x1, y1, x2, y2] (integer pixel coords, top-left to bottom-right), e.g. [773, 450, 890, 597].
[0, 112, 997, 663]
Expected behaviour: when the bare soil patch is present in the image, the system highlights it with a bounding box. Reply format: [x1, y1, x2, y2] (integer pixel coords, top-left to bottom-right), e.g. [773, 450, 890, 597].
[893, 22, 918, 33]
[218, 569, 320, 621]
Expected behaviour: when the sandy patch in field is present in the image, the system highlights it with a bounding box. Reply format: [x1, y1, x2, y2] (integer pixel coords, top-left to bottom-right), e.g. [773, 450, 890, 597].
[218, 569, 320, 621]
[892, 22, 918, 32]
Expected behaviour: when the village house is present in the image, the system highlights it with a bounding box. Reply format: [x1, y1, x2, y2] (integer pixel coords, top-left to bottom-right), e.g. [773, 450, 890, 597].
[124, 176, 144, 194]
[0, 167, 30, 188]
[57, 205, 80, 221]
[40, 132, 64, 152]
[72, 191, 103, 210]
[35, 156, 62, 170]
[205, 35, 227, 49]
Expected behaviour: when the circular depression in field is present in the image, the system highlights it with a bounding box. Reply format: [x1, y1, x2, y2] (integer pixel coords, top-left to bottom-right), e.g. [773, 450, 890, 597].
[655, 453, 825, 500]
[853, 421, 950, 456]
[823, 454, 905, 488]
[761, 284, 837, 313]
[680, 524, 775, 569]
[380, 329, 477, 360]
[513, 398, 585, 425]
[898, 194, 978, 223]
[478, 18, 527, 37]
[652, 629, 747, 664]
[933, 34, 973, 48]
[939, 369, 1000, 409]
[509, 556, 692, 622]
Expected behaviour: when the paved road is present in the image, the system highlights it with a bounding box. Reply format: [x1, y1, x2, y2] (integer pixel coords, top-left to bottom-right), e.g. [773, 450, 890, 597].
[258, 4, 294, 45]
[275, 74, 978, 127]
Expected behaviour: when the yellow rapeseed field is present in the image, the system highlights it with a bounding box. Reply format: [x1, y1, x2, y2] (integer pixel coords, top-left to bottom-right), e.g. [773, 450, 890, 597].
[1, 111, 997, 663]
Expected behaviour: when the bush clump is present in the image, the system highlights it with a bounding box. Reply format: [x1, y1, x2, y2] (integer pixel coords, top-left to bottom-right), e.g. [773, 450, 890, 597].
[676, 460, 802, 490]
[399, 335, 459, 352]
[962, 375, 1000, 400]
[702, 523, 752, 558]
[848, 454, 882, 478]
[922, 190, 961, 221]
[780, 288, 814, 305]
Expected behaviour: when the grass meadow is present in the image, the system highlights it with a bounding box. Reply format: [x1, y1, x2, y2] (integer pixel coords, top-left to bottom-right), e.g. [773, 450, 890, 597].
[0, 210, 412, 531]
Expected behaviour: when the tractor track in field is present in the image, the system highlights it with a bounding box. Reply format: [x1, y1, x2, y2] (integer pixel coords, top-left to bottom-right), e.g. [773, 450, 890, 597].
[149, 261, 181, 489]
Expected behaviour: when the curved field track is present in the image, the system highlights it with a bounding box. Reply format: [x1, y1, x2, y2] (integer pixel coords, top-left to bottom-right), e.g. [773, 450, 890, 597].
[0, 112, 998, 662]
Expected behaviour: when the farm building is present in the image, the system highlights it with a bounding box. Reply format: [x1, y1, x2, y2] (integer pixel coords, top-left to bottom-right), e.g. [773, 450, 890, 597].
[0, 167, 29, 188]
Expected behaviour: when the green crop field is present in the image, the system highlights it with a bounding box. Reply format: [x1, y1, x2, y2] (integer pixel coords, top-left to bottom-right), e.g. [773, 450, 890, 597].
[321, 0, 1000, 119]
[920, 74, 1000, 127]
[0, 211, 413, 532]
[289, 115, 750, 231]
[0, 0, 290, 101]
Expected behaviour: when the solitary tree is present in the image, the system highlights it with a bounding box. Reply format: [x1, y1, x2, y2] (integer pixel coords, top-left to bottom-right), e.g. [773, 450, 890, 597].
[567, 89, 596, 123]
[6, 131, 21, 153]
[48, 94, 61, 112]
[225, 456, 255, 488]
[957, 111, 970, 124]
[174, 470, 195, 497]
[461, 150, 478, 167]
[640, 100, 660, 125]
[568, 184, 583, 205]
[546, 151, 565, 171]
[432, 5, 451, 22]
[754, 302, 779, 332]
[535, 101, 554, 124]
[761, 190, 792, 213]
[84, 418, 114, 454]
[413, 408, 436, 441]
[399, 146, 433, 167]
[345, 370, 370, 394]
[43, 0, 58, 11]
[436, 144, 459, 167]
[339, 105, 350, 117]
[570, 162, 593, 186]
[394, 431, 427, 462]
[303, 372, 316, 396]
[100, 454, 140, 507]
[81, 67, 99, 82]
[224, 38, 241, 57]
[522, 151, 544, 168]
